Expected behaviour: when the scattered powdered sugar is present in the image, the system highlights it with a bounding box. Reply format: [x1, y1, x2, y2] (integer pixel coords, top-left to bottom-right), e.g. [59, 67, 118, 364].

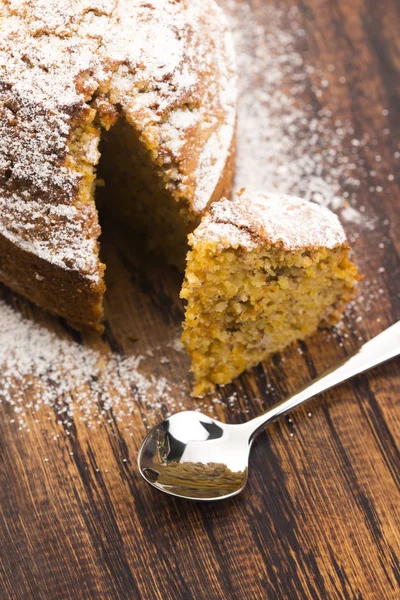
[225, 2, 378, 229]
[0, 300, 188, 431]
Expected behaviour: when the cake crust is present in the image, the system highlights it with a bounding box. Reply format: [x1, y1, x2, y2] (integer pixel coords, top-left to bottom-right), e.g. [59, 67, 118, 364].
[0, 231, 105, 330]
[191, 190, 348, 252]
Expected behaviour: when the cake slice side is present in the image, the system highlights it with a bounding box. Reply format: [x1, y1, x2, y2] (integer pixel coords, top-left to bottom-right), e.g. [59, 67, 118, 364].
[180, 192, 361, 396]
[0, 91, 106, 331]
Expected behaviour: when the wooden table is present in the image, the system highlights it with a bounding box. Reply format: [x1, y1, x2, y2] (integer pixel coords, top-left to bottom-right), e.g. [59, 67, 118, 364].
[0, 1, 399, 598]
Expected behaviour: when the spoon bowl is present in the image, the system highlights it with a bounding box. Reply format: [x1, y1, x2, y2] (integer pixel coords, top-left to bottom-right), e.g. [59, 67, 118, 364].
[138, 411, 251, 500]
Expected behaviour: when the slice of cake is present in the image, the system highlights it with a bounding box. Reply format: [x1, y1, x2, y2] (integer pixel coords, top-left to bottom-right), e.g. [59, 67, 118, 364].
[181, 190, 360, 396]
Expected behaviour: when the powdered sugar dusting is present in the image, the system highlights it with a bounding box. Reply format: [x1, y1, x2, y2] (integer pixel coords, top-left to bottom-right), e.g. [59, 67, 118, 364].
[0, 0, 236, 280]
[194, 191, 346, 251]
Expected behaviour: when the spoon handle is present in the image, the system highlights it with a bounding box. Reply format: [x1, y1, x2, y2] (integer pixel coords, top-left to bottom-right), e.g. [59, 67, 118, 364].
[246, 320, 400, 441]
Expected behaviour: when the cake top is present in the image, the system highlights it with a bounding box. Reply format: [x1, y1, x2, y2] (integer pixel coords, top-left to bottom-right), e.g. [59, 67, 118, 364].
[191, 190, 347, 251]
[0, 0, 236, 281]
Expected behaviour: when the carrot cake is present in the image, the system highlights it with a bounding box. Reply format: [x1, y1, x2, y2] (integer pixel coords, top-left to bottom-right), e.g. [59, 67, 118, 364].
[181, 190, 360, 396]
[0, 0, 236, 331]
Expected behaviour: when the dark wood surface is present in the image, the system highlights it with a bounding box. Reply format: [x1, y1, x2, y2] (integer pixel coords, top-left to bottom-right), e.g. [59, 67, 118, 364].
[0, 1, 399, 598]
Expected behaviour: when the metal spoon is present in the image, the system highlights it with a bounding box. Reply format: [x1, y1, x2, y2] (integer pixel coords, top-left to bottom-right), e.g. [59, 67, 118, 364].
[138, 321, 400, 501]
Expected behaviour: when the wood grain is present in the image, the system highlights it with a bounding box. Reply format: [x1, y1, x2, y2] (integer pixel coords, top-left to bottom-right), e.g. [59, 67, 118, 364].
[0, 1, 399, 598]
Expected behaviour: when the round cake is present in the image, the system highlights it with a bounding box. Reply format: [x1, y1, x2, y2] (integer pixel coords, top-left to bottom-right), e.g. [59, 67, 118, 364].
[0, 0, 236, 331]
